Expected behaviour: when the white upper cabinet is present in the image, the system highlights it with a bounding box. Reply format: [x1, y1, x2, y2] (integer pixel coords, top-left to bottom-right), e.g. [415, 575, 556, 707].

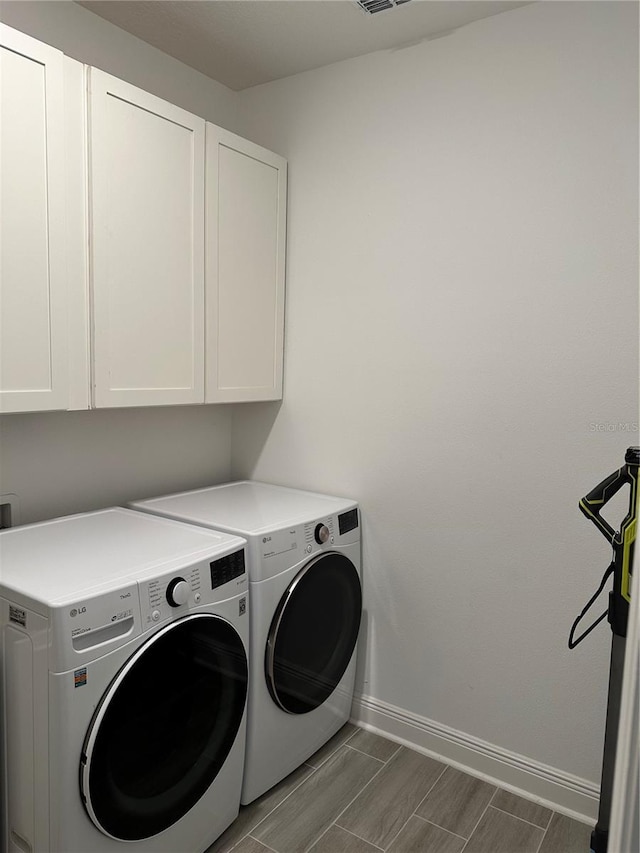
[1, 23, 287, 413]
[206, 126, 286, 403]
[89, 69, 206, 407]
[0, 25, 69, 413]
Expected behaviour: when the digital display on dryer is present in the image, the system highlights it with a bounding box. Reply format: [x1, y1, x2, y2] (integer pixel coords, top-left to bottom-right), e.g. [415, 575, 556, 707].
[210, 550, 245, 589]
[338, 509, 359, 535]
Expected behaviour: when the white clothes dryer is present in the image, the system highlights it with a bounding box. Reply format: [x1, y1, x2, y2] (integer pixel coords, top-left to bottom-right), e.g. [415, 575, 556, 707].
[130, 482, 362, 804]
[0, 508, 249, 853]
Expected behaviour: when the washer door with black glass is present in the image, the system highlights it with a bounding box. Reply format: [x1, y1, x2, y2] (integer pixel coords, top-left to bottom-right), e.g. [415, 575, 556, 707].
[265, 552, 362, 714]
[80, 613, 248, 841]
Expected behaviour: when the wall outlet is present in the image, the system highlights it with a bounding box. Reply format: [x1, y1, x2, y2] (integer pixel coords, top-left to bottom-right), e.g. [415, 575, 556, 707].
[0, 494, 19, 529]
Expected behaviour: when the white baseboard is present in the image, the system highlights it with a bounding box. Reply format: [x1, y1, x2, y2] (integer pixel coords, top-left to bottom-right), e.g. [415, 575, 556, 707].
[350, 693, 599, 824]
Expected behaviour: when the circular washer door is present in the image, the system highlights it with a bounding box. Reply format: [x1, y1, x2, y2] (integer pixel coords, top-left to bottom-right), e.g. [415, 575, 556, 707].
[265, 552, 362, 714]
[80, 613, 248, 841]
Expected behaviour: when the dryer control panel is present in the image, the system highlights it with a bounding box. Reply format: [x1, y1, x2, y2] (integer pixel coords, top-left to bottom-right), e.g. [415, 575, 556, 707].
[254, 507, 359, 582]
[302, 509, 359, 555]
[303, 517, 336, 552]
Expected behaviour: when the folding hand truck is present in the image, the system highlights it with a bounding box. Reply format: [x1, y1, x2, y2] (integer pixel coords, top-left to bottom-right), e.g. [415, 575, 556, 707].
[570, 446, 638, 853]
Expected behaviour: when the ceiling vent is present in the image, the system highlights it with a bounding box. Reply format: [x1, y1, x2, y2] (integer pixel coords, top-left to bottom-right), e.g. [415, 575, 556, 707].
[355, 0, 412, 15]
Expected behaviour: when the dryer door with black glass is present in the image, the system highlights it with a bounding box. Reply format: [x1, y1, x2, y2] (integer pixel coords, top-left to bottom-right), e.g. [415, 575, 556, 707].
[80, 613, 248, 841]
[265, 552, 362, 714]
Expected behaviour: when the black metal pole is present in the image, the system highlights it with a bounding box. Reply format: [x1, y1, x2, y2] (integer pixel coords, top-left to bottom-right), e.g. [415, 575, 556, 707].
[591, 633, 627, 853]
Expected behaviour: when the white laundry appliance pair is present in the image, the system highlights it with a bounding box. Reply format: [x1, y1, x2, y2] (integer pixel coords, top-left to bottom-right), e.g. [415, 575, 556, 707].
[0, 508, 250, 853]
[131, 481, 362, 804]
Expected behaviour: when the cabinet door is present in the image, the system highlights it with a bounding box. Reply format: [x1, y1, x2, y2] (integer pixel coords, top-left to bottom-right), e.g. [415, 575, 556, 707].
[0, 25, 68, 413]
[90, 69, 205, 408]
[206, 126, 286, 403]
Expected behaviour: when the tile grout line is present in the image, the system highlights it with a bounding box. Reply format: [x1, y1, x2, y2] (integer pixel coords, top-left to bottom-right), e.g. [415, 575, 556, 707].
[489, 803, 553, 832]
[412, 812, 469, 842]
[412, 786, 497, 845]
[345, 743, 388, 764]
[344, 731, 401, 765]
[305, 729, 358, 771]
[369, 762, 450, 853]
[228, 766, 320, 853]
[459, 796, 493, 853]
[412, 763, 451, 817]
[459, 804, 550, 853]
[303, 822, 342, 853]
[409, 775, 497, 844]
[533, 810, 555, 853]
[247, 836, 280, 853]
[229, 729, 370, 853]
[303, 745, 402, 853]
[489, 787, 554, 832]
[331, 824, 387, 851]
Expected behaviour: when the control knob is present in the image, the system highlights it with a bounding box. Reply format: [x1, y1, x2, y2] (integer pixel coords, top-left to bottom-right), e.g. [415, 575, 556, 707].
[166, 577, 189, 607]
[314, 523, 330, 545]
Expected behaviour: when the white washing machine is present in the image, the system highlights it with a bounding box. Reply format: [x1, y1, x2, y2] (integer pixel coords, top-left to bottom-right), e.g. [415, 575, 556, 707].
[0, 508, 250, 853]
[130, 482, 362, 804]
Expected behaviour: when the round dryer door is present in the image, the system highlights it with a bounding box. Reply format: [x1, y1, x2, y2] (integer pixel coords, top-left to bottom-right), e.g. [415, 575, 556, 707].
[80, 613, 248, 841]
[265, 552, 362, 714]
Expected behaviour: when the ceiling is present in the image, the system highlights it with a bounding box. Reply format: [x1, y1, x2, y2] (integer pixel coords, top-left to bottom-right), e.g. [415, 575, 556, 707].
[76, 0, 531, 91]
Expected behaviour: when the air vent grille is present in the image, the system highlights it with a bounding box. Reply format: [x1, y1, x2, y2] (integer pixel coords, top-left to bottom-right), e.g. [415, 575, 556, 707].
[356, 0, 412, 15]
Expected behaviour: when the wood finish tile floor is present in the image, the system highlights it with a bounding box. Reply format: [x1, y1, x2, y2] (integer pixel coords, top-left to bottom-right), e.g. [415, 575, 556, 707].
[207, 725, 592, 853]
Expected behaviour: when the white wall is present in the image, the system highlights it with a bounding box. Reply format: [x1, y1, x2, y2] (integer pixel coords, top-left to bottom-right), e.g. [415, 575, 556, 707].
[0, 1, 241, 524]
[232, 0, 638, 791]
[0, 407, 232, 524]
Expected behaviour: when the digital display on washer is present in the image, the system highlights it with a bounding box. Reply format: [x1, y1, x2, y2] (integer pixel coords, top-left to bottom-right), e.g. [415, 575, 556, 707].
[210, 549, 245, 589]
[338, 509, 359, 535]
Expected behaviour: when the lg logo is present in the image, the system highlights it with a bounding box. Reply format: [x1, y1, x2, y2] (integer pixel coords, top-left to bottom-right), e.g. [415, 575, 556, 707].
[69, 606, 87, 618]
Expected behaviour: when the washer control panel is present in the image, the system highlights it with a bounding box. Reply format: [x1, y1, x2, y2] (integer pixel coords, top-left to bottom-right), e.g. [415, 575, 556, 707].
[139, 547, 247, 626]
[210, 549, 245, 590]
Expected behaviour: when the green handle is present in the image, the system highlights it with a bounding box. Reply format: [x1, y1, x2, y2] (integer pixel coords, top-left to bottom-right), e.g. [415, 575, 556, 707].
[579, 466, 628, 544]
